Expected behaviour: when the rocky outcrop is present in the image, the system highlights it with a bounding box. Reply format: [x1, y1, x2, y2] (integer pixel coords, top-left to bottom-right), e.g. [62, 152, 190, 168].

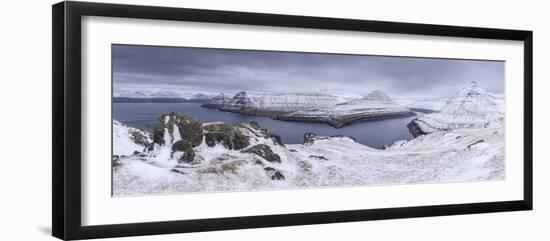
[203, 123, 250, 150]
[407, 120, 428, 138]
[171, 140, 196, 163]
[263, 167, 285, 180]
[153, 112, 203, 147]
[242, 144, 281, 163]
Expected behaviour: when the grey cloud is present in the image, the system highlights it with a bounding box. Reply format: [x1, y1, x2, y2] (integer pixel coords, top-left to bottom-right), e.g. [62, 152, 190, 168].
[113, 44, 504, 98]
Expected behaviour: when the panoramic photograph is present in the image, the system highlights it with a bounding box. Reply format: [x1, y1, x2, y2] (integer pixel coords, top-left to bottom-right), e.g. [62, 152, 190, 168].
[111, 44, 505, 196]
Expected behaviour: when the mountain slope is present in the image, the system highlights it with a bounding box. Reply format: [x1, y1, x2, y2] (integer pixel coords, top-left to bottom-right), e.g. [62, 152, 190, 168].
[408, 81, 504, 136]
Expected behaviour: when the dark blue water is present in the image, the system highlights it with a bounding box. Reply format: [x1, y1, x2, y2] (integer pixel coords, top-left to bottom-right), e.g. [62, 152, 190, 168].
[113, 103, 416, 149]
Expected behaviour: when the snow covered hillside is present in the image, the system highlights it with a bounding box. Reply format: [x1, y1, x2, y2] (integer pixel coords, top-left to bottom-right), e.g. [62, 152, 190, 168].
[202, 91, 342, 115]
[407, 81, 504, 136]
[112, 112, 504, 195]
[406, 98, 450, 112]
[112, 120, 152, 156]
[276, 90, 416, 128]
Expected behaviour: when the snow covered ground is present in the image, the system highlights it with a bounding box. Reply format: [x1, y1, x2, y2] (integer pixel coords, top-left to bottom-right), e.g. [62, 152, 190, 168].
[406, 98, 450, 112]
[112, 117, 504, 196]
[112, 120, 151, 156]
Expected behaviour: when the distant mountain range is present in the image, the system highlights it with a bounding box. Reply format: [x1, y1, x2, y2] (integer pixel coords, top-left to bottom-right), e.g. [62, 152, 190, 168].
[113, 91, 215, 103]
[113, 90, 214, 102]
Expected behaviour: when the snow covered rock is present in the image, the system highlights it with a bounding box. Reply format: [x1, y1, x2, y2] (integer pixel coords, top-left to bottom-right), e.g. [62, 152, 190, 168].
[408, 81, 504, 136]
[171, 140, 195, 163]
[276, 90, 416, 128]
[113, 122, 504, 195]
[153, 112, 203, 147]
[242, 144, 281, 163]
[203, 123, 251, 150]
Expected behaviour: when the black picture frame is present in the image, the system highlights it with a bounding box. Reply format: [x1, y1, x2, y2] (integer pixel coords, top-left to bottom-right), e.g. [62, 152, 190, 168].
[52, 1, 533, 240]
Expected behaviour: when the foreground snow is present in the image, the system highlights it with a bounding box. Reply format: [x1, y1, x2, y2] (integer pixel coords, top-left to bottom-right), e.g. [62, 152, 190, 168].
[112, 120, 151, 156]
[113, 119, 504, 196]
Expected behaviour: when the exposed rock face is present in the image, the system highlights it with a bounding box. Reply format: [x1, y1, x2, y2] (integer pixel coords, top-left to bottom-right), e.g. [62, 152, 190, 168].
[275, 90, 416, 128]
[129, 129, 150, 147]
[153, 112, 203, 147]
[171, 140, 195, 163]
[203, 123, 250, 150]
[263, 167, 285, 180]
[242, 144, 281, 163]
[407, 120, 428, 138]
[268, 133, 284, 146]
[303, 132, 318, 146]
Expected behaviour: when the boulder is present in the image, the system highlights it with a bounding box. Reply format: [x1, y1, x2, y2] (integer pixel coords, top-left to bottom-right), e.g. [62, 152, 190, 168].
[129, 129, 151, 147]
[406, 119, 427, 138]
[153, 112, 203, 147]
[248, 121, 261, 129]
[303, 132, 317, 146]
[171, 140, 195, 163]
[246, 121, 268, 136]
[268, 133, 284, 146]
[204, 123, 250, 150]
[242, 144, 281, 163]
[263, 167, 285, 180]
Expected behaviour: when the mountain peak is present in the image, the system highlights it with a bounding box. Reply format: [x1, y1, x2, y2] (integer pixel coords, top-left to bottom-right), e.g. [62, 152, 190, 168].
[439, 80, 499, 115]
[365, 90, 391, 101]
[469, 81, 478, 86]
[235, 91, 248, 96]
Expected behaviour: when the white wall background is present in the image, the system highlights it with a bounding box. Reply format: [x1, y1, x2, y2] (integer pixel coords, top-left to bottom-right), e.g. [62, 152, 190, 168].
[0, 0, 547, 240]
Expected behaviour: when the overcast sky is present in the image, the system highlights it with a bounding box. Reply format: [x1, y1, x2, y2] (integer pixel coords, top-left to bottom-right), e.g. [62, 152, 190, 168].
[113, 44, 504, 98]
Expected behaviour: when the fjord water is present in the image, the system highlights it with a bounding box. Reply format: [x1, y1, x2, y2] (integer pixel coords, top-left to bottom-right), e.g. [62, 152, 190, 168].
[113, 103, 416, 149]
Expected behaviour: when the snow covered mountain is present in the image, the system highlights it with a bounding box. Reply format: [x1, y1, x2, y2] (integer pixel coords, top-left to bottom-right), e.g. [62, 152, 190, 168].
[276, 90, 416, 128]
[203, 90, 415, 127]
[203, 91, 342, 115]
[114, 89, 216, 101]
[408, 81, 504, 136]
[112, 113, 504, 195]
[201, 93, 232, 108]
